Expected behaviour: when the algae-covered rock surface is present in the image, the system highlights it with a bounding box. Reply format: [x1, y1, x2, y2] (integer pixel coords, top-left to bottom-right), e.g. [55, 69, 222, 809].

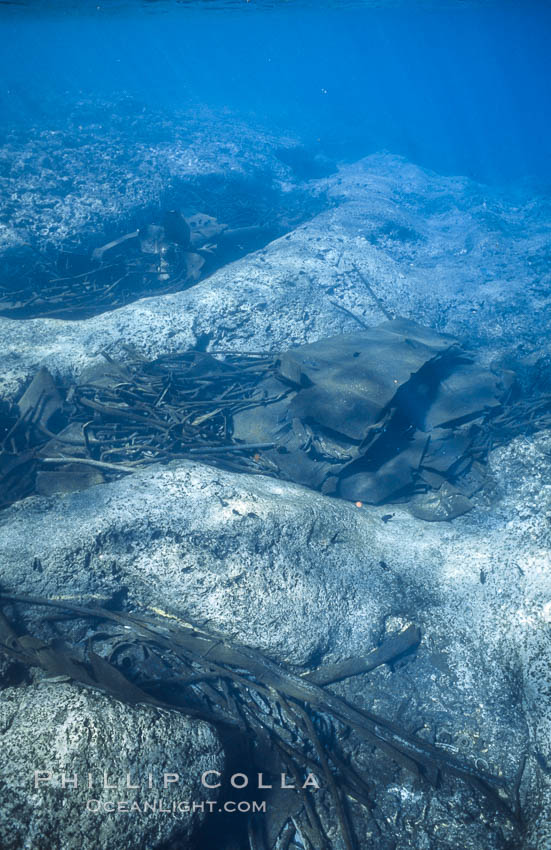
[0, 682, 223, 850]
[1, 154, 550, 399]
[0, 429, 550, 848]
[1, 146, 551, 849]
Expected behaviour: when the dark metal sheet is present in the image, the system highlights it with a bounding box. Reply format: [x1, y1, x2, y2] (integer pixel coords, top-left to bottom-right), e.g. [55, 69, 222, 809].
[280, 319, 458, 440]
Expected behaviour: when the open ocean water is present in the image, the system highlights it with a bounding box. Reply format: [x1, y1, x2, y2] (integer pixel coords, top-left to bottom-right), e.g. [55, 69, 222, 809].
[1, 0, 551, 185]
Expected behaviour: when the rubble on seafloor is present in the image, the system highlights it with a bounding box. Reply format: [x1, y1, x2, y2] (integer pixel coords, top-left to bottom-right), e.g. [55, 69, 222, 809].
[4, 317, 550, 521]
[1, 149, 551, 850]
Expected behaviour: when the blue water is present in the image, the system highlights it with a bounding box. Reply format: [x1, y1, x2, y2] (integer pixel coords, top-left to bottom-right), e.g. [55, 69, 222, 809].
[1, 0, 550, 187]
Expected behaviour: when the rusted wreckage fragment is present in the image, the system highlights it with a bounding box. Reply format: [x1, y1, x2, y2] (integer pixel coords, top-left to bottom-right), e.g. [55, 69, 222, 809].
[2, 319, 550, 516]
[0, 593, 516, 850]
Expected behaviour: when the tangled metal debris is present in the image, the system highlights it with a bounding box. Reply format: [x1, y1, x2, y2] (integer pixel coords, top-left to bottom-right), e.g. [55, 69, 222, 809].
[0, 207, 277, 320]
[1, 319, 551, 515]
[0, 594, 520, 849]
[0, 349, 282, 507]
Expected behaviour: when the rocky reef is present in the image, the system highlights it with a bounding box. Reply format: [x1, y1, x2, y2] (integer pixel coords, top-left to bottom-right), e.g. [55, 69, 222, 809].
[1, 111, 551, 849]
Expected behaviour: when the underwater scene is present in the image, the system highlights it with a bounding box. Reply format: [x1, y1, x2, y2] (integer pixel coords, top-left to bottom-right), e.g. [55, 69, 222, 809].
[0, 1, 550, 849]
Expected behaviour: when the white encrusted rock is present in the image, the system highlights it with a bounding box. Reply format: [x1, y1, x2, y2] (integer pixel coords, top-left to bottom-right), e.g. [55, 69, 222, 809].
[0, 430, 550, 847]
[0, 682, 223, 850]
[1, 154, 550, 399]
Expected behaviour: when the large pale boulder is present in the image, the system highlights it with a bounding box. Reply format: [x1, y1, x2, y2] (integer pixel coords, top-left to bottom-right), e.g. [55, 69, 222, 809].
[0, 682, 223, 850]
[0, 428, 550, 848]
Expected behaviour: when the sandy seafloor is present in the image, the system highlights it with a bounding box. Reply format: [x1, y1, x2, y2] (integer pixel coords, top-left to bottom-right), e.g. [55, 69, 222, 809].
[0, 95, 551, 850]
